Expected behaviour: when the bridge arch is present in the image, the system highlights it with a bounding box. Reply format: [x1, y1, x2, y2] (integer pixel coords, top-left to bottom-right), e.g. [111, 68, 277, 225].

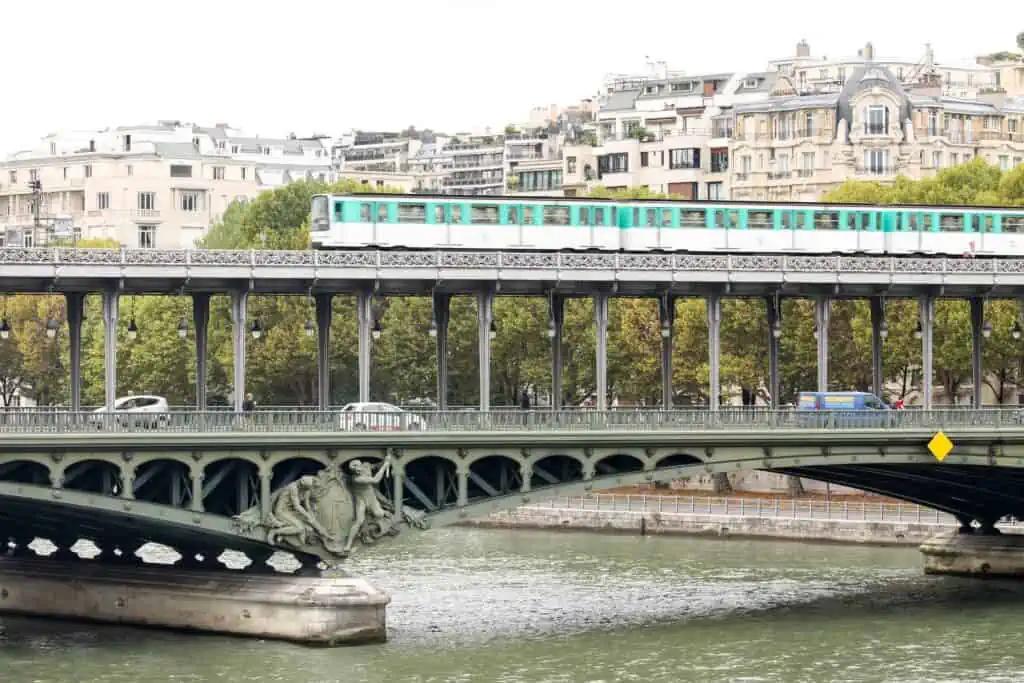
[402, 455, 459, 511]
[271, 457, 326, 492]
[528, 454, 586, 491]
[0, 459, 52, 485]
[201, 458, 260, 516]
[60, 459, 123, 495]
[133, 458, 194, 507]
[593, 452, 646, 475]
[466, 455, 524, 503]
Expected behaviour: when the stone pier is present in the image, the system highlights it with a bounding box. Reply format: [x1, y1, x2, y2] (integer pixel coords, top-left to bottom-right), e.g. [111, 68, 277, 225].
[920, 531, 1024, 578]
[0, 557, 389, 645]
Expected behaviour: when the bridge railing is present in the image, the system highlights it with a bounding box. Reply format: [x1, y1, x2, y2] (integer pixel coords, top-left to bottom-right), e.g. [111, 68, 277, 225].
[529, 494, 1024, 526]
[0, 407, 1023, 433]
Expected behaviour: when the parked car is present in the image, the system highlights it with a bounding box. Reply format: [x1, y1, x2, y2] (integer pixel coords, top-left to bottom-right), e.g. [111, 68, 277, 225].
[90, 395, 170, 429]
[338, 402, 426, 431]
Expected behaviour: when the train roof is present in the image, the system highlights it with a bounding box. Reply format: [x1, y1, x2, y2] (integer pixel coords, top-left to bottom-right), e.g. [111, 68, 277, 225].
[318, 191, 1024, 213]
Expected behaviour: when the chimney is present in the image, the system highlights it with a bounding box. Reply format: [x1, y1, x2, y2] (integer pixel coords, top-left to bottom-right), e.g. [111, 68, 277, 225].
[863, 42, 875, 61]
[796, 39, 810, 58]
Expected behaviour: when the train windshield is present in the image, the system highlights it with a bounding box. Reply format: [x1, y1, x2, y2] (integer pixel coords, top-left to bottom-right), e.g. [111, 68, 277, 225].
[311, 195, 329, 231]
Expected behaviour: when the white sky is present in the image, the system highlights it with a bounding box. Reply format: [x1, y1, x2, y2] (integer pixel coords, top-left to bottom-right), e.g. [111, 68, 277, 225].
[2, 0, 1020, 155]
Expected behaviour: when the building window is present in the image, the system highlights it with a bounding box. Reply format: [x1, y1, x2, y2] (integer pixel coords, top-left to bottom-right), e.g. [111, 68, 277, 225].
[668, 148, 700, 170]
[170, 164, 193, 178]
[138, 224, 156, 249]
[640, 151, 650, 168]
[8, 171, 16, 184]
[932, 151, 942, 168]
[837, 67, 846, 82]
[707, 182, 724, 200]
[63, 167, 68, 180]
[127, 164, 134, 177]
[567, 156, 577, 174]
[927, 111, 939, 136]
[96, 192, 110, 210]
[241, 167, 248, 181]
[180, 191, 201, 212]
[597, 153, 628, 175]
[49, 142, 56, 155]
[138, 192, 156, 213]
[213, 166, 225, 180]
[864, 149, 889, 175]
[22, 231, 34, 248]
[29, 169, 38, 182]
[865, 106, 888, 135]
[1000, 155, 1010, 171]
[84, 165, 93, 178]
[710, 149, 729, 173]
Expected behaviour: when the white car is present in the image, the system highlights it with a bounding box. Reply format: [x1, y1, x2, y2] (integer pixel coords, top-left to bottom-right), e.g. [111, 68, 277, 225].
[338, 402, 426, 431]
[91, 395, 170, 429]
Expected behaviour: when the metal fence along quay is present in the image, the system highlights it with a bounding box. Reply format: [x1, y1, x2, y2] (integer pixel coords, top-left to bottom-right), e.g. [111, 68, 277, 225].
[2, 407, 1024, 433]
[529, 494, 967, 525]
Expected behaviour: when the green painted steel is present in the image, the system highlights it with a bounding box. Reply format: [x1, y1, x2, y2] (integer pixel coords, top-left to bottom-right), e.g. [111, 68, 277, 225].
[1, 408, 1023, 435]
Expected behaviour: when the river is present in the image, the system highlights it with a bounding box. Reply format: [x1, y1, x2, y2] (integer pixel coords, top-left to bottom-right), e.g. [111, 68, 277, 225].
[2, 528, 1024, 682]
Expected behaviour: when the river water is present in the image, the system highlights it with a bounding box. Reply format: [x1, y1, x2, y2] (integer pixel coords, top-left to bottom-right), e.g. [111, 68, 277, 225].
[2, 528, 1024, 683]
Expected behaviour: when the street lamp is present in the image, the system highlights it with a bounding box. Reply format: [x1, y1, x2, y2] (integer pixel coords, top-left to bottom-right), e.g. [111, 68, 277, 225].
[250, 318, 263, 339]
[771, 317, 782, 340]
[546, 318, 556, 339]
[1013, 321, 1023, 341]
[914, 320, 923, 340]
[0, 317, 9, 340]
[982, 320, 992, 339]
[813, 325, 820, 341]
[660, 321, 671, 339]
[372, 318, 382, 340]
[304, 318, 315, 337]
[428, 318, 438, 338]
[879, 319, 889, 340]
[45, 318, 59, 339]
[489, 319, 497, 341]
[127, 317, 138, 341]
[177, 315, 188, 340]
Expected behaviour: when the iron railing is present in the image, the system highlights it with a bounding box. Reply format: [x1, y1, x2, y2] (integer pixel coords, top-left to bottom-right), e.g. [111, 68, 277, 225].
[1, 407, 1024, 433]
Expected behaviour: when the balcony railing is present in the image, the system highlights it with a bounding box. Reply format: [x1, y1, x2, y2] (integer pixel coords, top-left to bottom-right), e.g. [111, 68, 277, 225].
[856, 165, 897, 176]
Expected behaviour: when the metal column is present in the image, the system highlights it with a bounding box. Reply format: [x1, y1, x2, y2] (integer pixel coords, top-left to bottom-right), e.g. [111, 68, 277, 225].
[192, 293, 210, 410]
[815, 296, 830, 392]
[550, 294, 565, 410]
[920, 294, 934, 410]
[230, 291, 247, 412]
[765, 296, 780, 409]
[659, 294, 675, 408]
[970, 297, 985, 408]
[707, 294, 721, 410]
[594, 293, 609, 411]
[65, 292, 84, 411]
[433, 293, 451, 410]
[356, 293, 373, 404]
[477, 292, 494, 411]
[870, 297, 885, 398]
[315, 293, 333, 409]
[101, 290, 118, 411]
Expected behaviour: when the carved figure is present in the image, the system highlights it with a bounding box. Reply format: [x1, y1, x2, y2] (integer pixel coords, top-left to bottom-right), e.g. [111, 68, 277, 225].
[232, 458, 429, 564]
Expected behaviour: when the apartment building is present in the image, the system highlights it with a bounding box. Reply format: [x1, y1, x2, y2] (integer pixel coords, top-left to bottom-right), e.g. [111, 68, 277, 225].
[560, 68, 776, 200]
[0, 122, 332, 249]
[730, 60, 1024, 201]
[565, 41, 1024, 201]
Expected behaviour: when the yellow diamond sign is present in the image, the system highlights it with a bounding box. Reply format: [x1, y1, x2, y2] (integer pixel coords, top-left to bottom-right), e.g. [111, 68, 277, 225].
[928, 431, 954, 462]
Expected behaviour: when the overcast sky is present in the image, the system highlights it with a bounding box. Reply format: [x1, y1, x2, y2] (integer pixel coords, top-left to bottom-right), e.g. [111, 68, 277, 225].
[2, 0, 1020, 155]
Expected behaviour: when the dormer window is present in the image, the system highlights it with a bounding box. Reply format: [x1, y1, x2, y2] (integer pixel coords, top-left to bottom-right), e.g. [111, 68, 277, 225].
[743, 78, 758, 88]
[865, 105, 889, 135]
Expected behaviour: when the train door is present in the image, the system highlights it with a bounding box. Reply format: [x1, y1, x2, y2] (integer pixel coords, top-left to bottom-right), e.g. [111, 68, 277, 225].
[879, 211, 894, 254]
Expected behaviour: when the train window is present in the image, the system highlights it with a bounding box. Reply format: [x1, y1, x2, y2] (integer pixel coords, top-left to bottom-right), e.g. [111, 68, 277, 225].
[508, 206, 519, 224]
[908, 214, 919, 230]
[434, 206, 445, 223]
[472, 205, 500, 224]
[646, 208, 657, 226]
[814, 212, 839, 230]
[377, 205, 389, 222]
[749, 211, 772, 229]
[398, 203, 426, 223]
[794, 213, 807, 229]
[681, 210, 705, 227]
[780, 213, 792, 229]
[543, 205, 570, 225]
[596, 207, 608, 225]
[980, 215, 994, 232]
[452, 205, 462, 223]
[720, 210, 738, 228]
[922, 214, 933, 231]
[939, 214, 963, 232]
[330, 200, 343, 222]
[1004, 216, 1024, 233]
[523, 206, 535, 224]
[360, 204, 371, 222]
[661, 209, 673, 227]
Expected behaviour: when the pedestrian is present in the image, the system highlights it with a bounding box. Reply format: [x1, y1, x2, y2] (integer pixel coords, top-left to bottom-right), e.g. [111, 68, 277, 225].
[519, 388, 531, 410]
[241, 392, 256, 429]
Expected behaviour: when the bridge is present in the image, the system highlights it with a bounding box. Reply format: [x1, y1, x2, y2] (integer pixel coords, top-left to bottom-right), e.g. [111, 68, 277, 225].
[2, 247, 1024, 417]
[3, 406, 1024, 642]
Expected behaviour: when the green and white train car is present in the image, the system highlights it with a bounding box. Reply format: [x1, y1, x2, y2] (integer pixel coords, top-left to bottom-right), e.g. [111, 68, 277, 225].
[310, 193, 1024, 256]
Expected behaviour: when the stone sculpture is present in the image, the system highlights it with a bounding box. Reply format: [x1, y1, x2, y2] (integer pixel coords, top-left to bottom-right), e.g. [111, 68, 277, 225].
[233, 456, 429, 564]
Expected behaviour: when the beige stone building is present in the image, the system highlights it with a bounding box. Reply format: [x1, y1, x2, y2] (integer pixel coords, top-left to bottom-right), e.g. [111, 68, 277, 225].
[0, 122, 333, 249]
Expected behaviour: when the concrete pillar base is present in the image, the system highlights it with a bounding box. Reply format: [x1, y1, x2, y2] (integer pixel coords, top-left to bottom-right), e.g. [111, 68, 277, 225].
[0, 557, 389, 645]
[920, 531, 1024, 578]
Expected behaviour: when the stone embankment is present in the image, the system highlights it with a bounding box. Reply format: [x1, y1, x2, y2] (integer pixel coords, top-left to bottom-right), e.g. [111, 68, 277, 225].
[459, 494, 972, 546]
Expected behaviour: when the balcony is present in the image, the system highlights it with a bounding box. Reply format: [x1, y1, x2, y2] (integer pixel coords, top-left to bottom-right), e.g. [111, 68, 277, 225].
[855, 165, 896, 177]
[796, 169, 815, 178]
[863, 124, 888, 136]
[133, 209, 161, 219]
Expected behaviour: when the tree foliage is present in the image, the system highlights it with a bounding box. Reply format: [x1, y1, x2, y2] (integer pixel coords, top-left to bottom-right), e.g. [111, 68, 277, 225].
[3, 163, 1024, 408]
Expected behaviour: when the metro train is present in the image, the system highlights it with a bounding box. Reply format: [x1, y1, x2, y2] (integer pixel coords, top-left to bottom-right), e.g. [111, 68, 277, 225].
[309, 193, 1024, 257]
